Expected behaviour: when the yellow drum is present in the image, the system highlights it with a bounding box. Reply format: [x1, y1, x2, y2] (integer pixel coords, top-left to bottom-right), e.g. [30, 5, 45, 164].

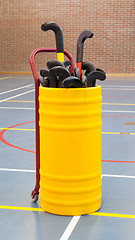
[39, 86, 102, 216]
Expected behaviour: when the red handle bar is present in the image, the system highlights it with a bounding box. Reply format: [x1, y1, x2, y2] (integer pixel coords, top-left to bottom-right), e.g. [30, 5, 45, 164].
[29, 48, 76, 199]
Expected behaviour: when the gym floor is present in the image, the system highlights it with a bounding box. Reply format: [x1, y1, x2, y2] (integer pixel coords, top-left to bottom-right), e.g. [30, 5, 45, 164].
[0, 74, 135, 240]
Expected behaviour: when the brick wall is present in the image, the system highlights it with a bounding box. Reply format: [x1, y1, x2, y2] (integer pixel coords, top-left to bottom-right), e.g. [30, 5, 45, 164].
[0, 0, 135, 73]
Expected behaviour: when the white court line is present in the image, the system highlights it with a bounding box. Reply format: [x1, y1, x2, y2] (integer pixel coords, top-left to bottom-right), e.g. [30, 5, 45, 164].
[1, 168, 135, 180]
[102, 174, 135, 179]
[59, 216, 81, 240]
[0, 89, 35, 103]
[0, 84, 34, 95]
[0, 167, 134, 240]
[0, 168, 35, 173]
[102, 110, 135, 113]
[0, 107, 35, 110]
[0, 170, 134, 239]
[0, 107, 135, 114]
[103, 85, 135, 88]
[102, 88, 135, 91]
[0, 168, 134, 179]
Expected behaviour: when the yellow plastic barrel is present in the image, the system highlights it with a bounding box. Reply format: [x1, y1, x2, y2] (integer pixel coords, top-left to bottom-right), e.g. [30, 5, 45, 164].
[39, 86, 102, 216]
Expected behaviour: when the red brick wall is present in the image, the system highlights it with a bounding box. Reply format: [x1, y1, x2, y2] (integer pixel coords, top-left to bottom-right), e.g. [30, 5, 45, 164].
[0, 0, 135, 73]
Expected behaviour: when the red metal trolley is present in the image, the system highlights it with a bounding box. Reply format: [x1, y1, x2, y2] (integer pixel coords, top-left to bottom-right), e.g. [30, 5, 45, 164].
[29, 48, 76, 201]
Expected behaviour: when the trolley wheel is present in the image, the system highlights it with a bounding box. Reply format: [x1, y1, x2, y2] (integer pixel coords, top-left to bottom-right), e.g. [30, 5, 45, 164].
[32, 193, 39, 202]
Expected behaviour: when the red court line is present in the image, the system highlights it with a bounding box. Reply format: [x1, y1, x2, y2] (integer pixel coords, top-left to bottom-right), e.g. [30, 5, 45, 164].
[1, 122, 134, 159]
[102, 160, 135, 163]
[0, 121, 36, 153]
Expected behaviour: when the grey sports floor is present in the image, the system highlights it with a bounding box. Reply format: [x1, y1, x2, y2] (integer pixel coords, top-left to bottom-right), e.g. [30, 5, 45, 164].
[0, 74, 135, 240]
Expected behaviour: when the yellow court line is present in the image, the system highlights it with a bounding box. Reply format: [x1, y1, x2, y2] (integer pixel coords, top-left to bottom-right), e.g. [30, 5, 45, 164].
[0, 205, 43, 212]
[0, 128, 135, 135]
[102, 132, 120, 135]
[102, 103, 135, 106]
[0, 76, 12, 80]
[0, 205, 135, 219]
[103, 132, 135, 135]
[90, 212, 135, 219]
[0, 128, 35, 131]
